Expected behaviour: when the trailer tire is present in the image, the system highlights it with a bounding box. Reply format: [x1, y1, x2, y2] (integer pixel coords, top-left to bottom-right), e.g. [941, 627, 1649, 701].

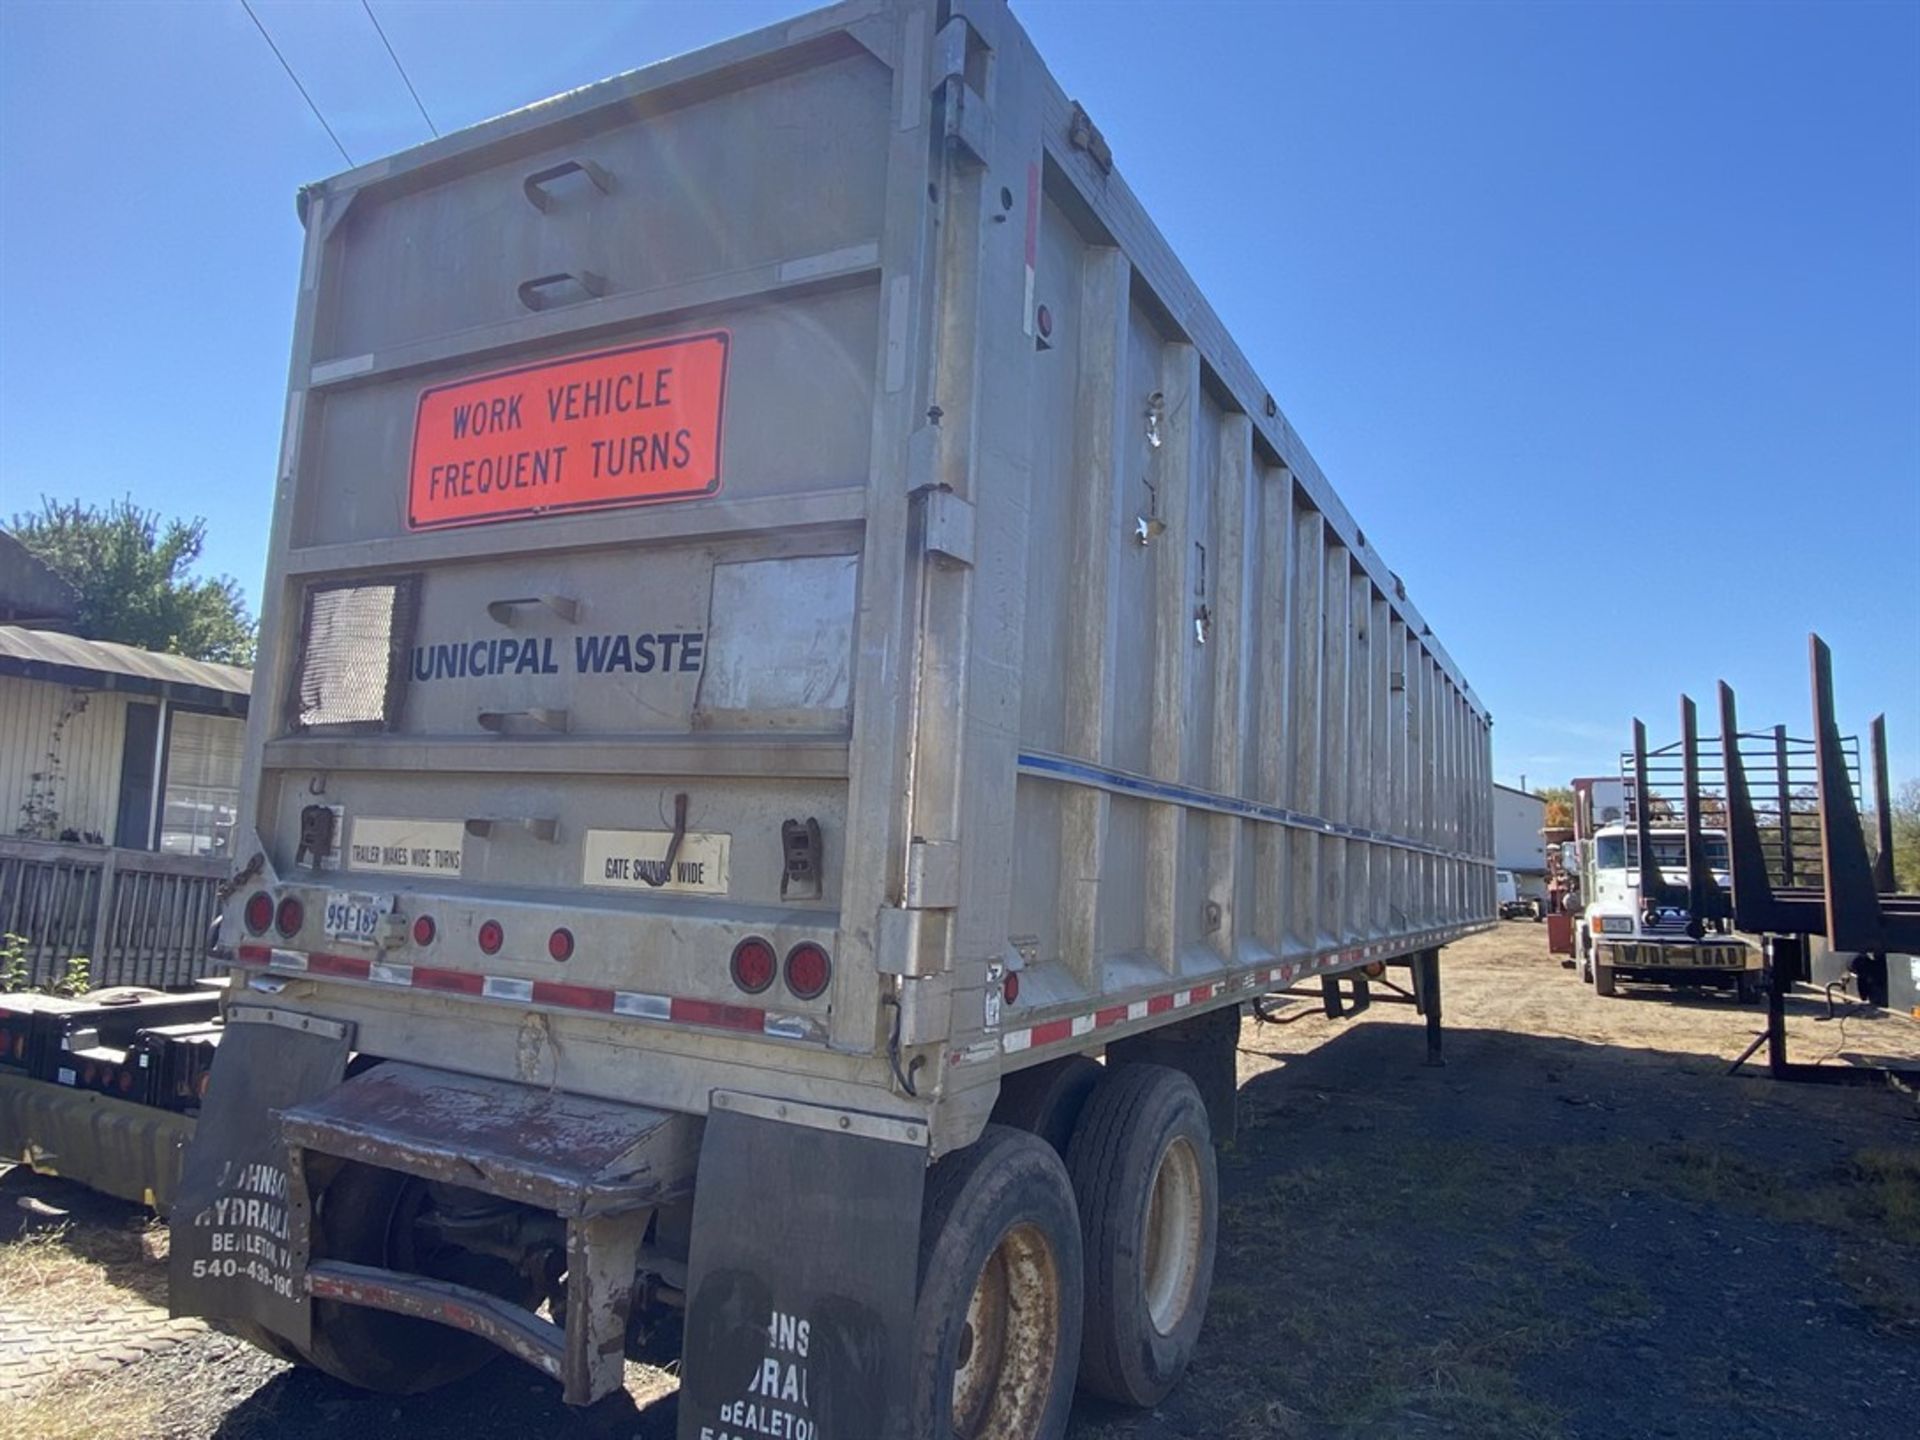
[1066, 1064, 1217, 1408]
[302, 1163, 535, 1394]
[1594, 963, 1617, 998]
[910, 1125, 1082, 1440]
[992, 1056, 1104, 1158]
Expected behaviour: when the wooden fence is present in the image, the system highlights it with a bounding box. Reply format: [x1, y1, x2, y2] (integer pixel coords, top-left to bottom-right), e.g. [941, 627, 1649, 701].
[0, 836, 224, 990]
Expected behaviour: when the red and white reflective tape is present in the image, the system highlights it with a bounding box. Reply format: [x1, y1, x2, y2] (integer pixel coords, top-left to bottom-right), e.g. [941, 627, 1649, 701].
[231, 945, 814, 1042]
[994, 925, 1473, 1057]
[1001, 982, 1218, 1055]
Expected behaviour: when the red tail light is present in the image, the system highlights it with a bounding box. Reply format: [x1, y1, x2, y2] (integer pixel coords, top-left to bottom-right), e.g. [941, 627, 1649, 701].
[244, 892, 273, 934]
[275, 897, 304, 938]
[412, 915, 436, 946]
[117, 1068, 135, 1094]
[729, 937, 776, 994]
[1003, 970, 1021, 1004]
[478, 920, 504, 955]
[784, 943, 831, 1000]
[548, 928, 575, 962]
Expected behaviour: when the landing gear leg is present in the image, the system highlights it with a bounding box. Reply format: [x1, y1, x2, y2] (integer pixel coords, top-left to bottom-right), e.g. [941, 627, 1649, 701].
[1412, 948, 1443, 1067]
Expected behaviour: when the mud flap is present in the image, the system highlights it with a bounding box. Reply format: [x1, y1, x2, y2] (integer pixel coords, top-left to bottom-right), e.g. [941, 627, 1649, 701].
[168, 1006, 352, 1343]
[678, 1093, 926, 1440]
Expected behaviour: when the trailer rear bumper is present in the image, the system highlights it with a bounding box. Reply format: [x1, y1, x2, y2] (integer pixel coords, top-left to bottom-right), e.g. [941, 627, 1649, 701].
[276, 1060, 698, 1404]
[0, 1069, 194, 1210]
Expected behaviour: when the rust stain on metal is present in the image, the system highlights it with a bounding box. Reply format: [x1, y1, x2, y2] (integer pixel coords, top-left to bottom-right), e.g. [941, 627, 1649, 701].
[308, 1260, 564, 1377]
[280, 1062, 697, 1216]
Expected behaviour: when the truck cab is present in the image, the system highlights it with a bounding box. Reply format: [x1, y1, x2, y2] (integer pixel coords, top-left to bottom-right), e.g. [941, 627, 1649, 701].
[1576, 823, 1761, 1000]
[1495, 870, 1541, 921]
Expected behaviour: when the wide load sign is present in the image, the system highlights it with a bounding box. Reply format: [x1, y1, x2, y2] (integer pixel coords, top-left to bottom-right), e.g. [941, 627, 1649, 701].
[407, 331, 730, 530]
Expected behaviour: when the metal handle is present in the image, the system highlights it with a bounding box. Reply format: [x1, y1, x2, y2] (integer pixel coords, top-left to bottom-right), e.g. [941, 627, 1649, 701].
[523, 158, 611, 213]
[486, 595, 579, 626]
[464, 817, 559, 843]
[516, 271, 606, 312]
[477, 708, 570, 734]
[631, 794, 690, 888]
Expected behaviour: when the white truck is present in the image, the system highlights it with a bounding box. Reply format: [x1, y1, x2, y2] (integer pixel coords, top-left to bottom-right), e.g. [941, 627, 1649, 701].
[1572, 823, 1760, 1001]
[1495, 870, 1541, 921]
[164, 4, 1495, 1436]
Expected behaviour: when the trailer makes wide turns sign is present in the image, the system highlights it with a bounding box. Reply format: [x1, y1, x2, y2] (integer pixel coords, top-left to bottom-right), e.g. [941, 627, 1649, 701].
[408, 331, 730, 530]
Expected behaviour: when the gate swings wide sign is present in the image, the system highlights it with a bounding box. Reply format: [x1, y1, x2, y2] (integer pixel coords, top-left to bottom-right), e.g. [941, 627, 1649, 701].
[407, 331, 730, 531]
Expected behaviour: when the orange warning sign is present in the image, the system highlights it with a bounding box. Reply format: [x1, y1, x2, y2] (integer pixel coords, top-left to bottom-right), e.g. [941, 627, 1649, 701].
[407, 331, 729, 531]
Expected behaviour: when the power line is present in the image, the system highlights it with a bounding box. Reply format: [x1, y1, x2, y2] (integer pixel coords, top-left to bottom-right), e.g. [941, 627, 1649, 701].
[360, 0, 438, 139]
[239, 0, 355, 168]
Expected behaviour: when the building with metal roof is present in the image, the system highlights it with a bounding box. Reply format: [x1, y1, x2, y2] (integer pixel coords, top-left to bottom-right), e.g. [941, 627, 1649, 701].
[0, 530, 80, 629]
[0, 622, 251, 853]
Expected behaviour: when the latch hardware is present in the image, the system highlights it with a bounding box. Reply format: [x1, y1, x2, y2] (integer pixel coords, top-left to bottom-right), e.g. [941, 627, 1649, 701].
[781, 818, 824, 901]
[296, 804, 338, 868]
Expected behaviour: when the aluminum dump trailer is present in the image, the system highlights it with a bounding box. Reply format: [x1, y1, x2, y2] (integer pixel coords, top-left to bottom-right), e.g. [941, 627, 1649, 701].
[170, 3, 1495, 1435]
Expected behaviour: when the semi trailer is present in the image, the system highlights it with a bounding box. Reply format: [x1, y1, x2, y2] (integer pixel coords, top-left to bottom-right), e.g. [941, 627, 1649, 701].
[166, 3, 1496, 1436]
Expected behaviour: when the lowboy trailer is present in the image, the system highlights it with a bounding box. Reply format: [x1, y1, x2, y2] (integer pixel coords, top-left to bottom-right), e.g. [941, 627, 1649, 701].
[168, 3, 1495, 1435]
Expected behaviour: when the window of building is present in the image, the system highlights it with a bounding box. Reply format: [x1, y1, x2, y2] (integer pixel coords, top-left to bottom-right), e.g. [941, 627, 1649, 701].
[158, 710, 246, 856]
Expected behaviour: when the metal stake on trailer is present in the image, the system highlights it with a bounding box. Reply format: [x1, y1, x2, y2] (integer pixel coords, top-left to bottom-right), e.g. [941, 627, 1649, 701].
[1714, 635, 1920, 1088]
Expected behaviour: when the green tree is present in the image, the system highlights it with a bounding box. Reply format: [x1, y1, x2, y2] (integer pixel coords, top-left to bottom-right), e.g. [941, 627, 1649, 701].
[8, 498, 255, 665]
[1887, 778, 1920, 893]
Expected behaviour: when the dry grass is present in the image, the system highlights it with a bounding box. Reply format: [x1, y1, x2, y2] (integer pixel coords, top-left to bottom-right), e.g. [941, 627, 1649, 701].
[1556, 1138, 1920, 1336]
[0, 1218, 168, 1325]
[0, 1215, 178, 1437]
[0, 1364, 165, 1440]
[1196, 1132, 1920, 1437]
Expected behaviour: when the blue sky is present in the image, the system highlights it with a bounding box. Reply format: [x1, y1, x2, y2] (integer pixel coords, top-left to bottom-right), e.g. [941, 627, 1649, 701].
[1, 0, 1915, 791]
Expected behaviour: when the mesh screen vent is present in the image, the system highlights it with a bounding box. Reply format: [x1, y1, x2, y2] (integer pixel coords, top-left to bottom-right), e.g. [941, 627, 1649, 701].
[285, 576, 421, 733]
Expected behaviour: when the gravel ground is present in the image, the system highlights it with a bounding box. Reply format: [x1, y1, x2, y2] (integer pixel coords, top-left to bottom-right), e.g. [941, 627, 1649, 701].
[2, 924, 1916, 1439]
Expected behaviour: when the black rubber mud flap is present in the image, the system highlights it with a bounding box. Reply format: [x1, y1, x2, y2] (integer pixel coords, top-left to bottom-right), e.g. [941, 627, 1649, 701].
[168, 1005, 352, 1345]
[678, 1094, 925, 1440]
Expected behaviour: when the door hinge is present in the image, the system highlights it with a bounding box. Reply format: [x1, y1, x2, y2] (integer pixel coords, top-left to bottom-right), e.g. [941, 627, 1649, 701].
[913, 485, 975, 568]
[936, 16, 992, 168]
[903, 839, 960, 910]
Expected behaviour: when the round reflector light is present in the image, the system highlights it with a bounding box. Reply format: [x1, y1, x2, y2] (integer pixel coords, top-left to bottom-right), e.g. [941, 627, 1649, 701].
[412, 915, 436, 947]
[275, 897, 304, 938]
[117, 1069, 135, 1093]
[730, 938, 776, 994]
[784, 942, 831, 1001]
[548, 927, 575, 963]
[478, 920, 504, 956]
[244, 891, 273, 935]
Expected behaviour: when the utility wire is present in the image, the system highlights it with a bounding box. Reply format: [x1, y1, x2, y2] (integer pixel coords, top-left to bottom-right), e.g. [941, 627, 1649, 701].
[240, 0, 355, 168]
[360, 0, 439, 139]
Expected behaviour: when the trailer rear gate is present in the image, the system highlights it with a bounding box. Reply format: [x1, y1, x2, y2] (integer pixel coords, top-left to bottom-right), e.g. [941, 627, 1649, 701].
[177, 1, 1495, 1431]
[233, 0, 1491, 1142]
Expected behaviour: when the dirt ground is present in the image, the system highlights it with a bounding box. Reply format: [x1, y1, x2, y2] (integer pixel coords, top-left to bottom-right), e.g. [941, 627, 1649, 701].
[2, 924, 1916, 1440]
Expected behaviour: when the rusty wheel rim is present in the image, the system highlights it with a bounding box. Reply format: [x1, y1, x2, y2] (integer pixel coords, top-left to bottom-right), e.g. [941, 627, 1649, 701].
[950, 1221, 1061, 1439]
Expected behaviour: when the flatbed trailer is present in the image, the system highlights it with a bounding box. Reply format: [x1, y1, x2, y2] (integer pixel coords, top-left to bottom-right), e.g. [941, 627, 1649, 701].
[166, 4, 1495, 1435]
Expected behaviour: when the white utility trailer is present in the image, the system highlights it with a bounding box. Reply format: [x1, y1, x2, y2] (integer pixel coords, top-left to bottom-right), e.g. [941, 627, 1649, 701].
[170, 3, 1496, 1435]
